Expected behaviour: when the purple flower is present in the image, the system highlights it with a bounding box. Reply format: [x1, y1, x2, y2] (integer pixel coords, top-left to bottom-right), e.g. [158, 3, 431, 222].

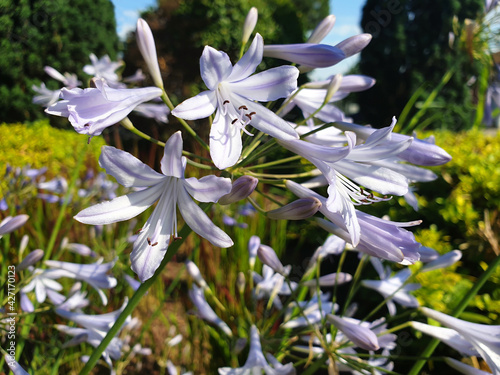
[74, 132, 233, 281]
[172, 34, 299, 169]
[46, 78, 162, 136]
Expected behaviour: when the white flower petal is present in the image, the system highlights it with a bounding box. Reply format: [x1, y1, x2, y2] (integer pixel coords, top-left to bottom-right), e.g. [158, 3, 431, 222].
[161, 131, 184, 178]
[183, 175, 231, 202]
[229, 66, 299, 102]
[209, 110, 243, 169]
[74, 183, 164, 225]
[178, 187, 233, 248]
[200, 46, 233, 90]
[171, 90, 217, 120]
[228, 33, 263, 81]
[99, 146, 165, 187]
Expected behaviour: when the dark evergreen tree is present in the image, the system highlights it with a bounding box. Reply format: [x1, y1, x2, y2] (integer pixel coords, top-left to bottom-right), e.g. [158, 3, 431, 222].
[357, 0, 484, 130]
[0, 0, 119, 123]
[122, 0, 329, 102]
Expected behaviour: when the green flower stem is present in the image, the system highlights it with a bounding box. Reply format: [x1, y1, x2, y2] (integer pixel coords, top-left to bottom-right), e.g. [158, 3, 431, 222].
[43, 144, 87, 261]
[120, 118, 165, 147]
[408, 254, 500, 375]
[245, 155, 302, 170]
[160, 91, 210, 152]
[247, 170, 321, 179]
[341, 254, 368, 316]
[79, 221, 195, 375]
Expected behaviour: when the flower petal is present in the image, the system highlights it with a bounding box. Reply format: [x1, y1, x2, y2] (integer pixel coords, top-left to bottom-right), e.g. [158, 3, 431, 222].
[183, 175, 232, 202]
[99, 146, 165, 187]
[171, 90, 217, 120]
[230, 96, 298, 140]
[161, 131, 184, 178]
[209, 110, 243, 169]
[178, 186, 233, 248]
[228, 33, 263, 81]
[229, 66, 299, 102]
[74, 183, 164, 225]
[200, 46, 233, 90]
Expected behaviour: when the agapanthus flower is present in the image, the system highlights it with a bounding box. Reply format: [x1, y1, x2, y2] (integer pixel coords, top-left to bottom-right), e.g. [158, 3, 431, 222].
[133, 103, 170, 123]
[83, 53, 123, 85]
[46, 78, 162, 136]
[218, 325, 296, 374]
[56, 299, 130, 372]
[74, 131, 233, 281]
[327, 314, 380, 351]
[44, 66, 81, 88]
[362, 264, 420, 315]
[44, 258, 118, 305]
[282, 292, 336, 329]
[32, 82, 62, 107]
[188, 285, 232, 337]
[0, 215, 29, 238]
[420, 307, 500, 374]
[172, 34, 299, 169]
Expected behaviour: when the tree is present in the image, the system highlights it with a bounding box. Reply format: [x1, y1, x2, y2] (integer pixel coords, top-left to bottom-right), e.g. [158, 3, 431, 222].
[122, 0, 330, 102]
[0, 0, 120, 123]
[356, 0, 484, 130]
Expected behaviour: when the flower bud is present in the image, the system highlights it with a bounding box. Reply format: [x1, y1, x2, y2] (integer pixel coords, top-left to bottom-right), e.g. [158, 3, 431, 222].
[237, 271, 246, 294]
[307, 14, 336, 44]
[327, 314, 380, 351]
[0, 214, 29, 237]
[218, 176, 258, 205]
[418, 246, 440, 263]
[263, 43, 345, 68]
[242, 7, 258, 45]
[185, 260, 208, 290]
[61, 332, 89, 349]
[335, 33, 372, 58]
[257, 244, 287, 275]
[248, 235, 260, 269]
[323, 74, 342, 104]
[136, 18, 164, 89]
[17, 249, 44, 271]
[302, 272, 352, 287]
[267, 197, 321, 220]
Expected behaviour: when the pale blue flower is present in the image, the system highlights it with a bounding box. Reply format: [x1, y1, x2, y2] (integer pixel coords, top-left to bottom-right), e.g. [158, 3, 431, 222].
[46, 78, 162, 136]
[75, 132, 233, 281]
[172, 34, 299, 169]
[218, 325, 296, 374]
[189, 285, 232, 337]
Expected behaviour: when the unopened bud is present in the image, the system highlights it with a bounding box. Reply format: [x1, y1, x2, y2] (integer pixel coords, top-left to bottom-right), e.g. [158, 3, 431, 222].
[185, 260, 208, 290]
[264, 43, 345, 68]
[302, 272, 352, 287]
[242, 7, 258, 45]
[248, 235, 260, 269]
[136, 18, 164, 89]
[327, 314, 380, 351]
[237, 272, 246, 294]
[218, 176, 258, 205]
[267, 197, 321, 220]
[18, 249, 44, 271]
[307, 14, 336, 44]
[335, 33, 372, 58]
[257, 244, 287, 275]
[323, 74, 342, 104]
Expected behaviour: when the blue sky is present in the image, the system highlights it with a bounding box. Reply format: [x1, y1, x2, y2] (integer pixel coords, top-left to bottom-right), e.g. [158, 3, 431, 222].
[110, 0, 365, 77]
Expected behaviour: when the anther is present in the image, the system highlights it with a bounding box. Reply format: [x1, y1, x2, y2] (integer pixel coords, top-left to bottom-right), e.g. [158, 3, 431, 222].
[223, 100, 230, 105]
[135, 228, 143, 234]
[231, 118, 239, 124]
[238, 105, 248, 110]
[151, 242, 158, 247]
[147, 237, 152, 245]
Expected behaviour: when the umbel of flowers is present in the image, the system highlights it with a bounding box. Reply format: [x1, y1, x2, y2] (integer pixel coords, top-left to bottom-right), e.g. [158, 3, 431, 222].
[7, 4, 495, 375]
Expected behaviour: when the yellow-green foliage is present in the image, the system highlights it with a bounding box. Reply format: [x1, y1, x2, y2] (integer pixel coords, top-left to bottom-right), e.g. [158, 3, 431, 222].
[0, 120, 105, 194]
[0, 120, 105, 173]
[432, 128, 500, 237]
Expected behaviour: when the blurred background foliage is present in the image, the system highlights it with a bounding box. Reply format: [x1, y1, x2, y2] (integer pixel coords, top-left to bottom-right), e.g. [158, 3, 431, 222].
[0, 0, 119, 124]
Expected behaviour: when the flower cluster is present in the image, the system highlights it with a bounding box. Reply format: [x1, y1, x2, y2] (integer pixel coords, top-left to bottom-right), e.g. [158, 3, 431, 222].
[3, 4, 497, 375]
